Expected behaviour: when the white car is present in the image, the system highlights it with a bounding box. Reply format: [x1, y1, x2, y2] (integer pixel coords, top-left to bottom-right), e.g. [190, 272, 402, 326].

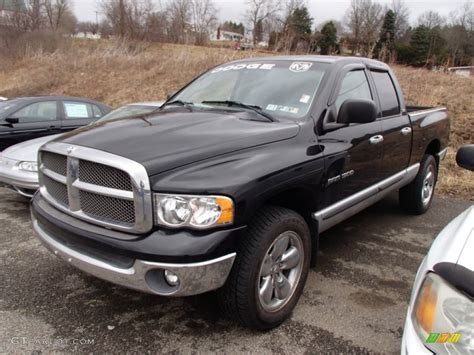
[402, 144, 474, 354]
[0, 101, 163, 197]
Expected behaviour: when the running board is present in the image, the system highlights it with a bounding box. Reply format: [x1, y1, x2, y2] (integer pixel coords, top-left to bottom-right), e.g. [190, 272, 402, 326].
[313, 164, 420, 233]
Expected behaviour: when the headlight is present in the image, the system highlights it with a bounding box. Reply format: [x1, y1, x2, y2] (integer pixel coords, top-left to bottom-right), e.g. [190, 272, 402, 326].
[412, 272, 474, 353]
[154, 194, 234, 229]
[18, 161, 38, 172]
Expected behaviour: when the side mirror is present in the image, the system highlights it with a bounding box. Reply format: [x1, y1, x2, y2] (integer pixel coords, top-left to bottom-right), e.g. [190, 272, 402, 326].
[456, 144, 474, 171]
[5, 117, 19, 124]
[337, 99, 377, 124]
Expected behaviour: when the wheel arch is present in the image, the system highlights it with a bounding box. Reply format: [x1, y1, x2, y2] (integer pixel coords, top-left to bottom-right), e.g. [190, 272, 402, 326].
[261, 186, 319, 267]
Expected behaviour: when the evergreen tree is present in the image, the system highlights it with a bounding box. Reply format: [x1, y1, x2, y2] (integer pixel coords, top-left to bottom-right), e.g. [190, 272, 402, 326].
[319, 21, 338, 55]
[410, 25, 430, 65]
[287, 6, 313, 50]
[375, 10, 396, 61]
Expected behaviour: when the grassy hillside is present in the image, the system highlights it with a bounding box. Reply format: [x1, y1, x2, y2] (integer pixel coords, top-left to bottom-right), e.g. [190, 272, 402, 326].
[0, 40, 472, 199]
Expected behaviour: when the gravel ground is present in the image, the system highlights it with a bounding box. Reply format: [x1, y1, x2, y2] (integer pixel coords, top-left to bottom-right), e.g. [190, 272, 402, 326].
[0, 186, 471, 353]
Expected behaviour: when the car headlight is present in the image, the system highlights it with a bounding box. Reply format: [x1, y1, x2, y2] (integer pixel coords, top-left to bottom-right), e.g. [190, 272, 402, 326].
[154, 194, 234, 229]
[412, 272, 474, 353]
[18, 161, 38, 172]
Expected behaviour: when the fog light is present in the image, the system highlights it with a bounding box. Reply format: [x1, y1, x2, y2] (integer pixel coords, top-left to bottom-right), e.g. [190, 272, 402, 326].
[164, 270, 179, 287]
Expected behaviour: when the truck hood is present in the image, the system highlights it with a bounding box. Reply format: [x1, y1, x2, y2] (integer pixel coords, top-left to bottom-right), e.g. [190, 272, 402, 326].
[55, 109, 300, 175]
[2, 133, 63, 162]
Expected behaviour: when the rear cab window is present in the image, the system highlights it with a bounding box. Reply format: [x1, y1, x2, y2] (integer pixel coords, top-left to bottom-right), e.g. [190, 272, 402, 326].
[370, 71, 401, 117]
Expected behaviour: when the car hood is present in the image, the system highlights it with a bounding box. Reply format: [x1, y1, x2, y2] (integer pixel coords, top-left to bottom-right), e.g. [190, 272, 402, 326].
[1, 133, 63, 162]
[54, 109, 300, 175]
[426, 205, 474, 270]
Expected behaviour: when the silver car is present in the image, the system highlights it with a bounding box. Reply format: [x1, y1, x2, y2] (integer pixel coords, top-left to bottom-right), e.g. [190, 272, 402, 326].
[401, 145, 474, 354]
[0, 101, 162, 197]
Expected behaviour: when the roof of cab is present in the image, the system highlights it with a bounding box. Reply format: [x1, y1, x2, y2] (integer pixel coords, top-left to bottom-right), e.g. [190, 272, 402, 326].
[228, 55, 390, 70]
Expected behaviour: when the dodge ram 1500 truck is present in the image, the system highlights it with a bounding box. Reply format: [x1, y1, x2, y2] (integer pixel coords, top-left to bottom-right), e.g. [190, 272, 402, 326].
[31, 56, 449, 330]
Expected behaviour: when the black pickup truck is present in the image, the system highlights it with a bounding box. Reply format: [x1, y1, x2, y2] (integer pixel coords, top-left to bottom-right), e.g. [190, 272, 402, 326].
[31, 56, 449, 330]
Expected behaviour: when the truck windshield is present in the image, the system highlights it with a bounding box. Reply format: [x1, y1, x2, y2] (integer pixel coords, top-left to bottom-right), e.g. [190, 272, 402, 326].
[173, 61, 328, 119]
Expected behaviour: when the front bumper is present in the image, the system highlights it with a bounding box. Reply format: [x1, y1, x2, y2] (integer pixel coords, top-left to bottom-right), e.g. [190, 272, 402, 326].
[31, 193, 243, 296]
[401, 309, 432, 355]
[0, 158, 38, 197]
[32, 214, 236, 296]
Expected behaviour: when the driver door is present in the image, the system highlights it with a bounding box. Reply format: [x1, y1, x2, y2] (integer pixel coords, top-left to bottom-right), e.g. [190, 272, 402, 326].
[318, 68, 384, 208]
[0, 100, 61, 150]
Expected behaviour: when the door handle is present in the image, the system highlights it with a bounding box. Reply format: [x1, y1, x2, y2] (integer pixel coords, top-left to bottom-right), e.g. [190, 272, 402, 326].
[369, 135, 384, 145]
[400, 127, 412, 135]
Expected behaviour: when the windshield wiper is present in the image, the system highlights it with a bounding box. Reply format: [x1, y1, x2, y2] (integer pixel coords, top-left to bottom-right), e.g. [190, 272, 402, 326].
[160, 100, 194, 111]
[201, 100, 275, 122]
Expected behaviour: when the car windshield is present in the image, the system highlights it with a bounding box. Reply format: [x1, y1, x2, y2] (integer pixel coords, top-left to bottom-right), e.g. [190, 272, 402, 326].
[172, 60, 328, 119]
[0, 100, 22, 116]
[96, 104, 159, 123]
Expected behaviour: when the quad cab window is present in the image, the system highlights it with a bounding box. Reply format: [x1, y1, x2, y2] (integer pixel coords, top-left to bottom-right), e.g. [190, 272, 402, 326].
[370, 71, 400, 117]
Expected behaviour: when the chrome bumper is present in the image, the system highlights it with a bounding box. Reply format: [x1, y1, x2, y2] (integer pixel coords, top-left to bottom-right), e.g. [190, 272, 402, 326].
[0, 161, 38, 196]
[32, 216, 236, 296]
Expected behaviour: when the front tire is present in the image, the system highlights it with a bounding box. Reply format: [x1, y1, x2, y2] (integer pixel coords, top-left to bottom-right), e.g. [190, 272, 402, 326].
[218, 206, 311, 330]
[399, 154, 438, 215]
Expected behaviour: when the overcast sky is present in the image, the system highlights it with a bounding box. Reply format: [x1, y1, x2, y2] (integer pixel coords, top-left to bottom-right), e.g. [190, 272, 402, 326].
[73, 0, 468, 26]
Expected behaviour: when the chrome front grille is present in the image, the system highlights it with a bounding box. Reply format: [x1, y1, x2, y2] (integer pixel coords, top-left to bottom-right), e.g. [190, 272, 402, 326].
[79, 160, 133, 191]
[41, 151, 67, 176]
[79, 190, 136, 226]
[38, 142, 152, 234]
[43, 174, 69, 206]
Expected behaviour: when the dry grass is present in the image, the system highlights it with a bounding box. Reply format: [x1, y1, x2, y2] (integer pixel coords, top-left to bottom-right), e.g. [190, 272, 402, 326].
[0, 40, 472, 199]
[393, 66, 473, 199]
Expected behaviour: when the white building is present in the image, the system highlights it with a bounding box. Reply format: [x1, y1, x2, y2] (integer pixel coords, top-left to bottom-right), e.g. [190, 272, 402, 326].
[210, 28, 244, 42]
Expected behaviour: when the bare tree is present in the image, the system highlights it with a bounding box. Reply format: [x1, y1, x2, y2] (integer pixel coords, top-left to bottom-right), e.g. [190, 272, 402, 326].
[274, 0, 304, 50]
[417, 10, 445, 30]
[44, 0, 76, 32]
[345, 0, 384, 56]
[167, 0, 190, 43]
[189, 0, 217, 45]
[101, 0, 154, 39]
[246, 0, 280, 45]
[1, 0, 45, 32]
[391, 0, 409, 39]
[445, 1, 474, 65]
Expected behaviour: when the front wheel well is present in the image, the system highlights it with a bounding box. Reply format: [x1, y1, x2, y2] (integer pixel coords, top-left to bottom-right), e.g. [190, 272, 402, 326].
[264, 188, 319, 267]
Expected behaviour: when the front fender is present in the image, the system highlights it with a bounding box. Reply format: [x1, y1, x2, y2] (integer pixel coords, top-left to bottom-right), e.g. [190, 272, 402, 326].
[150, 140, 325, 226]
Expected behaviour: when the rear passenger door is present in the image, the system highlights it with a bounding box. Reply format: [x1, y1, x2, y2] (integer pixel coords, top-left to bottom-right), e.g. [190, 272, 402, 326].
[60, 101, 104, 132]
[369, 70, 412, 179]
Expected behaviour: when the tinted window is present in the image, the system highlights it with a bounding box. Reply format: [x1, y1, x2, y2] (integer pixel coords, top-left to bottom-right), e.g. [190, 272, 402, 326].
[11, 101, 57, 122]
[92, 105, 104, 118]
[63, 101, 102, 119]
[335, 70, 372, 113]
[371, 71, 400, 117]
